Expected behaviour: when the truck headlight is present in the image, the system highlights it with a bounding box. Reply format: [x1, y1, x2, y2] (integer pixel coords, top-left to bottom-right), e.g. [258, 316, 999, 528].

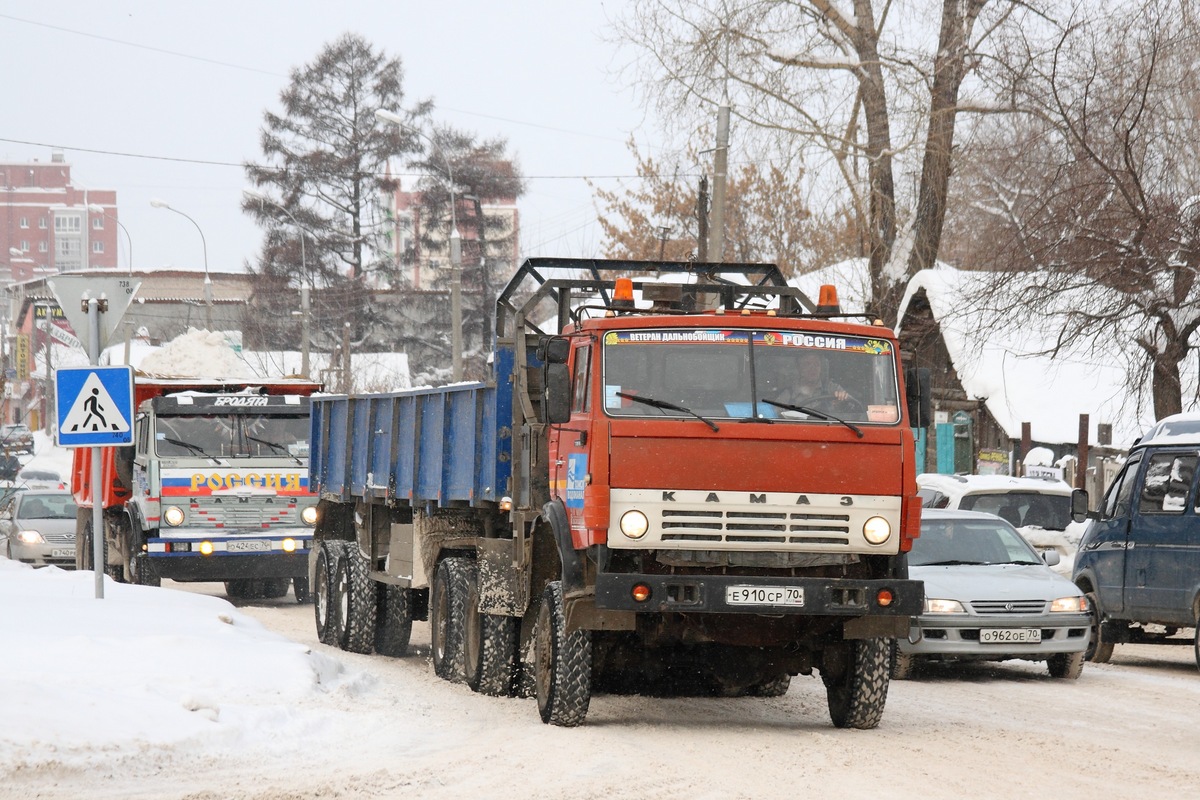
[620, 510, 649, 539]
[301, 506, 318, 526]
[863, 516, 891, 544]
[163, 506, 186, 527]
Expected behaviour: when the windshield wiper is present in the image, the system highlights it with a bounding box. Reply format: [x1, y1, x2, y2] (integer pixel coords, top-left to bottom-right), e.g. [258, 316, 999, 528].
[246, 435, 303, 466]
[161, 437, 216, 458]
[616, 392, 719, 432]
[920, 560, 983, 566]
[760, 399, 863, 438]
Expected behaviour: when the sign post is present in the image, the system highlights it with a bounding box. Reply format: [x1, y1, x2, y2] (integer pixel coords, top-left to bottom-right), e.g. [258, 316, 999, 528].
[50, 279, 141, 600]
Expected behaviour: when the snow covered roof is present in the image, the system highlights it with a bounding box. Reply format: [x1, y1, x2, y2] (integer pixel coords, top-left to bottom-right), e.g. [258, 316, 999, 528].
[897, 266, 1163, 449]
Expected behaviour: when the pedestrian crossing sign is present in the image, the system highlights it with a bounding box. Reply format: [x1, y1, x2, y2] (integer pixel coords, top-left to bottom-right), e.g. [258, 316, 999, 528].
[55, 366, 135, 447]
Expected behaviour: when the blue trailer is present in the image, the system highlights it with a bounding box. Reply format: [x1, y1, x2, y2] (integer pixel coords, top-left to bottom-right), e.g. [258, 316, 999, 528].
[308, 258, 927, 729]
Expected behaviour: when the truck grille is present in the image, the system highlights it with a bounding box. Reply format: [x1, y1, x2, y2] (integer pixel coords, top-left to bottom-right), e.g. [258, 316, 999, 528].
[608, 488, 902, 555]
[190, 497, 300, 528]
[969, 600, 1047, 614]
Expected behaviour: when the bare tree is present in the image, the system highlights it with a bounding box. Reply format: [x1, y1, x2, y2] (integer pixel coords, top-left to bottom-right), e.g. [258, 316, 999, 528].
[611, 0, 1037, 323]
[947, 0, 1200, 418]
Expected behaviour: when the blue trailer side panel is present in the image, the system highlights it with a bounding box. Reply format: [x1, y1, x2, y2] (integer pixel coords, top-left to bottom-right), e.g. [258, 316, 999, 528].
[311, 382, 502, 509]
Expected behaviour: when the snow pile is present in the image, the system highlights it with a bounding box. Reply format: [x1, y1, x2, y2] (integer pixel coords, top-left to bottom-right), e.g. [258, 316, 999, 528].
[137, 329, 253, 379]
[0, 561, 352, 773]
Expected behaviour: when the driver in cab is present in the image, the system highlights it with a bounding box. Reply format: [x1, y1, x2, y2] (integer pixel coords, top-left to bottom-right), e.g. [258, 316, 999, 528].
[782, 350, 850, 407]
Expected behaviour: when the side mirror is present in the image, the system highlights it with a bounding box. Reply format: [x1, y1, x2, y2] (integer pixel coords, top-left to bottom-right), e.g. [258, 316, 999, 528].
[905, 367, 932, 429]
[1042, 549, 1062, 567]
[537, 336, 571, 365]
[1070, 488, 1090, 523]
[544, 362, 572, 424]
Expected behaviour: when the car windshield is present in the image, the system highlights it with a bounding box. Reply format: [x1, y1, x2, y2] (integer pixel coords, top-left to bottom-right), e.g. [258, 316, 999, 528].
[602, 328, 901, 425]
[155, 413, 309, 459]
[956, 491, 1071, 530]
[17, 494, 77, 520]
[910, 518, 1043, 566]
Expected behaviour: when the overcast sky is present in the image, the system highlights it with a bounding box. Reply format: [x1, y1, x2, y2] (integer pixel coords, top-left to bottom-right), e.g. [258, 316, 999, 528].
[0, 2, 652, 278]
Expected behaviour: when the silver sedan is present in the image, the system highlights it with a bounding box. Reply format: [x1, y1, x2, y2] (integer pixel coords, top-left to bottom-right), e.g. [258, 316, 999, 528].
[1, 490, 78, 568]
[895, 508, 1090, 679]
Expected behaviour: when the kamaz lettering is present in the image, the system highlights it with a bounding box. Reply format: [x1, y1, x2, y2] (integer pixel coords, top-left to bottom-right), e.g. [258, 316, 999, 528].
[189, 472, 303, 491]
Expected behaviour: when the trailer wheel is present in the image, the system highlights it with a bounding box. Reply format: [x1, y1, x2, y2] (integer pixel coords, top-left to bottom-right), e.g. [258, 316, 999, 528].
[535, 580, 592, 727]
[821, 637, 891, 730]
[464, 571, 517, 696]
[431, 557, 471, 682]
[313, 540, 344, 646]
[374, 582, 413, 657]
[334, 543, 377, 654]
[131, 553, 160, 587]
[749, 674, 791, 697]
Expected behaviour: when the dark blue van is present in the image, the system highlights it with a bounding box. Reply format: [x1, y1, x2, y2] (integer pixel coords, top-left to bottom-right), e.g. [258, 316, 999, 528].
[1072, 413, 1200, 669]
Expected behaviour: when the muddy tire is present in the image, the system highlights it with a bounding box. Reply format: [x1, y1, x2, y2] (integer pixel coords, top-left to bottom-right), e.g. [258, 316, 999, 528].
[1084, 591, 1114, 663]
[889, 640, 916, 680]
[822, 637, 891, 730]
[131, 553, 160, 587]
[335, 543, 377, 654]
[374, 582, 413, 658]
[293, 576, 311, 604]
[464, 571, 517, 696]
[1047, 651, 1085, 679]
[749, 674, 791, 697]
[535, 581, 592, 727]
[313, 541, 344, 646]
[431, 557, 472, 682]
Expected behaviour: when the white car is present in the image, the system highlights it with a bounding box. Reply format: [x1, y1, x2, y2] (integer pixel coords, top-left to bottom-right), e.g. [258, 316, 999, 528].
[916, 473, 1089, 576]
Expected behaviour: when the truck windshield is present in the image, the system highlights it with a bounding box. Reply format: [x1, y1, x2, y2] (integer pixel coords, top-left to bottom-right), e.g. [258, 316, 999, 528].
[602, 328, 900, 424]
[155, 414, 310, 459]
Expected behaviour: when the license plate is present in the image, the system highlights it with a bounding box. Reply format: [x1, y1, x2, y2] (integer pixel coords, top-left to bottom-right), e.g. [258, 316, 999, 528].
[980, 627, 1042, 644]
[726, 585, 804, 607]
[226, 539, 270, 553]
[51, 548, 75, 558]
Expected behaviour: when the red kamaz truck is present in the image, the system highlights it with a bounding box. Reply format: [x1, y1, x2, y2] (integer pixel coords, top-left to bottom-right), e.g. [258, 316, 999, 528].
[308, 258, 927, 728]
[72, 375, 322, 600]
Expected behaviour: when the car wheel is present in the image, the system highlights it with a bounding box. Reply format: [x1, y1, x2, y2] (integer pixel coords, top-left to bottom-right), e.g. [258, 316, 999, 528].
[1084, 591, 1115, 663]
[889, 640, 916, 680]
[1047, 651, 1085, 679]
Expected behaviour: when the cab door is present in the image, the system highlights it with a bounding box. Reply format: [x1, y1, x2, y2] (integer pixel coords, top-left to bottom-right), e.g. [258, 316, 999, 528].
[1083, 453, 1141, 615]
[1123, 448, 1199, 624]
[549, 342, 594, 540]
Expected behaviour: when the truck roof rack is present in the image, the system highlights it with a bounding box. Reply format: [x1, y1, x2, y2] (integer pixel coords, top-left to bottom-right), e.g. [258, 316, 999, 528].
[495, 258, 819, 342]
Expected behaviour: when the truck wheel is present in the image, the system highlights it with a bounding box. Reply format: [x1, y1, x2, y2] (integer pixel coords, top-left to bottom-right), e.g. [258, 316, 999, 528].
[890, 640, 916, 680]
[464, 571, 517, 696]
[293, 576, 311, 604]
[1085, 591, 1114, 663]
[131, 553, 160, 587]
[260, 578, 291, 599]
[334, 543, 377, 654]
[431, 557, 471, 682]
[313, 541, 345, 646]
[535, 580, 592, 727]
[1047, 651, 1085, 679]
[749, 674, 791, 697]
[374, 583, 413, 657]
[821, 637, 891, 730]
[224, 579, 260, 600]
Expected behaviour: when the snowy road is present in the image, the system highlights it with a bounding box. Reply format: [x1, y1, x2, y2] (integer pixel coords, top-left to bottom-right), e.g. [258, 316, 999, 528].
[8, 576, 1199, 800]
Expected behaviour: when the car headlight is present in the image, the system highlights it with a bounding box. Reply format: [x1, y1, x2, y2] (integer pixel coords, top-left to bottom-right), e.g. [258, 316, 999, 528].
[1050, 595, 1087, 613]
[924, 598, 966, 614]
[301, 506, 318, 526]
[619, 510, 649, 539]
[16, 529, 45, 544]
[862, 515, 891, 544]
[163, 506, 186, 527]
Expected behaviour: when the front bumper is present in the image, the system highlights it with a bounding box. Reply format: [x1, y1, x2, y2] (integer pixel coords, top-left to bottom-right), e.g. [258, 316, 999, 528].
[596, 573, 923, 617]
[145, 533, 311, 581]
[898, 612, 1091, 657]
[6, 539, 76, 568]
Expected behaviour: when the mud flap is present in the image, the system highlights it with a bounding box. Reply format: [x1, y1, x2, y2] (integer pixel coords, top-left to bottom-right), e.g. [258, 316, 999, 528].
[542, 499, 584, 593]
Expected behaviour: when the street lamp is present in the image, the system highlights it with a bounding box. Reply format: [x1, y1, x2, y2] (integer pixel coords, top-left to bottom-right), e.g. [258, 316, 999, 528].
[150, 199, 213, 330]
[243, 188, 311, 379]
[87, 204, 133, 275]
[375, 108, 462, 381]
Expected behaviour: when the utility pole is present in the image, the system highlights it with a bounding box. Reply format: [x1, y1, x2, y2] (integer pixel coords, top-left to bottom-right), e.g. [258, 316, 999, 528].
[341, 321, 352, 393]
[706, 93, 731, 264]
[697, 176, 710, 263]
[300, 284, 311, 380]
